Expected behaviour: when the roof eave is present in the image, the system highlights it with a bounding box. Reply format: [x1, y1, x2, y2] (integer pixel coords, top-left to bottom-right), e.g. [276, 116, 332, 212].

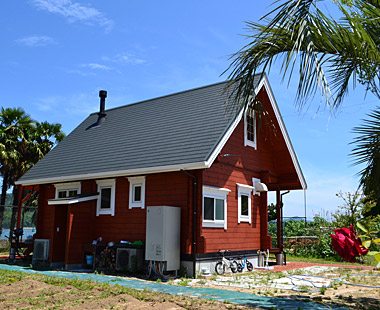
[15, 161, 208, 186]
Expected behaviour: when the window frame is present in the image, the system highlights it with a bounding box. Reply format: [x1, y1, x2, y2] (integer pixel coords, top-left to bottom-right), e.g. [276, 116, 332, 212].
[237, 183, 253, 224]
[54, 182, 81, 199]
[96, 179, 116, 216]
[127, 176, 146, 209]
[244, 105, 257, 149]
[202, 185, 230, 230]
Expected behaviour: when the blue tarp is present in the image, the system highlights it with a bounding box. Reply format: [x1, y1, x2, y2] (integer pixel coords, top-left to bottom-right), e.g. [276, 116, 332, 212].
[0, 264, 347, 310]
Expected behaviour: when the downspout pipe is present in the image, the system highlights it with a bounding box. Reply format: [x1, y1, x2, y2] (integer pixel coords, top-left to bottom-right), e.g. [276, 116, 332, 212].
[280, 190, 290, 250]
[181, 170, 197, 279]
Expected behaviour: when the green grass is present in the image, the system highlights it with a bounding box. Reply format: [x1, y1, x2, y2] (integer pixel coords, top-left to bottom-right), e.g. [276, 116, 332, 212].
[287, 254, 377, 267]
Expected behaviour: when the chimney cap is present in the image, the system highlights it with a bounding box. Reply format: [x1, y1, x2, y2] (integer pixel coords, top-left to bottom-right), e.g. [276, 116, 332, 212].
[99, 90, 107, 98]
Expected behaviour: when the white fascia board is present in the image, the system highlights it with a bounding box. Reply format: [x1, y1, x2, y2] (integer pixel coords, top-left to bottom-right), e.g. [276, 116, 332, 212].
[260, 74, 307, 190]
[15, 161, 208, 186]
[47, 195, 99, 205]
[205, 74, 307, 190]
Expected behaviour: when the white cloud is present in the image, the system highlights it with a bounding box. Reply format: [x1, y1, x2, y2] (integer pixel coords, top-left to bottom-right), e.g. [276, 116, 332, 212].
[30, 0, 113, 32]
[116, 54, 146, 64]
[34, 92, 98, 118]
[81, 63, 112, 71]
[16, 35, 56, 47]
[67, 63, 114, 76]
[102, 53, 146, 65]
[66, 69, 96, 77]
[34, 95, 63, 111]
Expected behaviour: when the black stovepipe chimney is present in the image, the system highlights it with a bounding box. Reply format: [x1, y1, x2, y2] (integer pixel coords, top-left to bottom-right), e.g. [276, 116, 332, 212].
[86, 90, 108, 130]
[99, 90, 107, 116]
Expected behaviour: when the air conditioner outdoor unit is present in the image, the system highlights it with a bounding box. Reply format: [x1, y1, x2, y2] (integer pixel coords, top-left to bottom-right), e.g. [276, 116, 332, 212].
[115, 248, 142, 271]
[33, 239, 50, 261]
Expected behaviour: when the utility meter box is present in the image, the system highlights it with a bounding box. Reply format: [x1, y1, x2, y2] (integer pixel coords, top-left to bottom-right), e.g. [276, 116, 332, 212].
[145, 206, 181, 271]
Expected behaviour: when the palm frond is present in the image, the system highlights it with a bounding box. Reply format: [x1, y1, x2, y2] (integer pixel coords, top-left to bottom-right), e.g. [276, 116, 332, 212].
[225, 0, 380, 113]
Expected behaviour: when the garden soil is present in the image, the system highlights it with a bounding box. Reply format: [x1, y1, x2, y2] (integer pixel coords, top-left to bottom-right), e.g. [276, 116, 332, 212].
[0, 278, 258, 310]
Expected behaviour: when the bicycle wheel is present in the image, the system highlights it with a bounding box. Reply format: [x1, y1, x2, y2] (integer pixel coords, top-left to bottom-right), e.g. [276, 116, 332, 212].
[247, 261, 253, 271]
[215, 262, 225, 275]
[230, 260, 238, 273]
[237, 263, 243, 273]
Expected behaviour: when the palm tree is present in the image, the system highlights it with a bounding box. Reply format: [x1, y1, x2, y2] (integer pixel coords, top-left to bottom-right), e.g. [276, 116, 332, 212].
[32, 121, 65, 161]
[0, 107, 32, 236]
[225, 0, 380, 112]
[351, 109, 380, 208]
[0, 108, 65, 237]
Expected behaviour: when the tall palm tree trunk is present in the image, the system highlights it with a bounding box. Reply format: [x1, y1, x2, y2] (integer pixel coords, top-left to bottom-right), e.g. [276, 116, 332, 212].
[0, 171, 9, 237]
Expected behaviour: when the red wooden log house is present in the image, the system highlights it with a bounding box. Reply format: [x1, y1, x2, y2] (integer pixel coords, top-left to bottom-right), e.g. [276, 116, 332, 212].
[15, 74, 306, 275]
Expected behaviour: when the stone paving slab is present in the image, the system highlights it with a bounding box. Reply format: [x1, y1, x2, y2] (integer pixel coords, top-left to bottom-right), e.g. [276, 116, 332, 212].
[0, 264, 348, 310]
[173, 266, 338, 291]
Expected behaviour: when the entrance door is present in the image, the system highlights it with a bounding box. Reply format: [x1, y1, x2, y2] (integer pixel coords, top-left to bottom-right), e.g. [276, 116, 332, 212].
[52, 205, 68, 263]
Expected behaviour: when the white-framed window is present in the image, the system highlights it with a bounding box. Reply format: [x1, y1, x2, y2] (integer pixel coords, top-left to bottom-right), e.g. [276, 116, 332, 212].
[96, 179, 116, 216]
[244, 104, 257, 149]
[54, 182, 81, 199]
[128, 176, 146, 209]
[202, 185, 230, 230]
[237, 183, 253, 224]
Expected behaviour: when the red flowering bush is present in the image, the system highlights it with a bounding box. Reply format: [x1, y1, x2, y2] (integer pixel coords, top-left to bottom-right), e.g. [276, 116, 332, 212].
[330, 224, 369, 262]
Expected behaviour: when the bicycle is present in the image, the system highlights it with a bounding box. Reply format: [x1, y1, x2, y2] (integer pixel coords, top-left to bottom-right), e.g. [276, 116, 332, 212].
[236, 255, 253, 272]
[215, 250, 238, 275]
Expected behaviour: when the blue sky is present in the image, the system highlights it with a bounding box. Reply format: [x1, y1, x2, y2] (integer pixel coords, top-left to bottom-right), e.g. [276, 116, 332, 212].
[2, 0, 378, 219]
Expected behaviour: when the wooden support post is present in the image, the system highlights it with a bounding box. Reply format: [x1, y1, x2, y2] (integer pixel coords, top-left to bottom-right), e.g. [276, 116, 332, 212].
[276, 190, 282, 250]
[16, 185, 23, 228]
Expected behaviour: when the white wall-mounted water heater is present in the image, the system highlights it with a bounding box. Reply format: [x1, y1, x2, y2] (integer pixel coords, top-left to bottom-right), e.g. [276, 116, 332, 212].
[145, 206, 181, 271]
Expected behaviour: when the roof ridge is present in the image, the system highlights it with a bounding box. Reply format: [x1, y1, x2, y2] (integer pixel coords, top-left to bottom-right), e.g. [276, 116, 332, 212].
[90, 79, 233, 115]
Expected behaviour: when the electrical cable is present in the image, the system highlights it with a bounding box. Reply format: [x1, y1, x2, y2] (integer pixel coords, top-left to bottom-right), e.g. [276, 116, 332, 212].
[150, 261, 177, 280]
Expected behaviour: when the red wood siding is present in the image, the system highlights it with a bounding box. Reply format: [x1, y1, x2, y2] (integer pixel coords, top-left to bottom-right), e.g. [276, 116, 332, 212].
[65, 200, 95, 264]
[37, 171, 197, 265]
[92, 173, 191, 255]
[202, 161, 271, 253]
[36, 184, 55, 241]
[201, 85, 299, 253]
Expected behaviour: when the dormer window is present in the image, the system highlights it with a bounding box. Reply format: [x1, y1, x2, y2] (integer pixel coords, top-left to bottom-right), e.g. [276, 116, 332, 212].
[244, 105, 257, 149]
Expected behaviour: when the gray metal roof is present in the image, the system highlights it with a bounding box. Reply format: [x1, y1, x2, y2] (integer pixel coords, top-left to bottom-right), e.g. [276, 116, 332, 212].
[18, 77, 262, 185]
